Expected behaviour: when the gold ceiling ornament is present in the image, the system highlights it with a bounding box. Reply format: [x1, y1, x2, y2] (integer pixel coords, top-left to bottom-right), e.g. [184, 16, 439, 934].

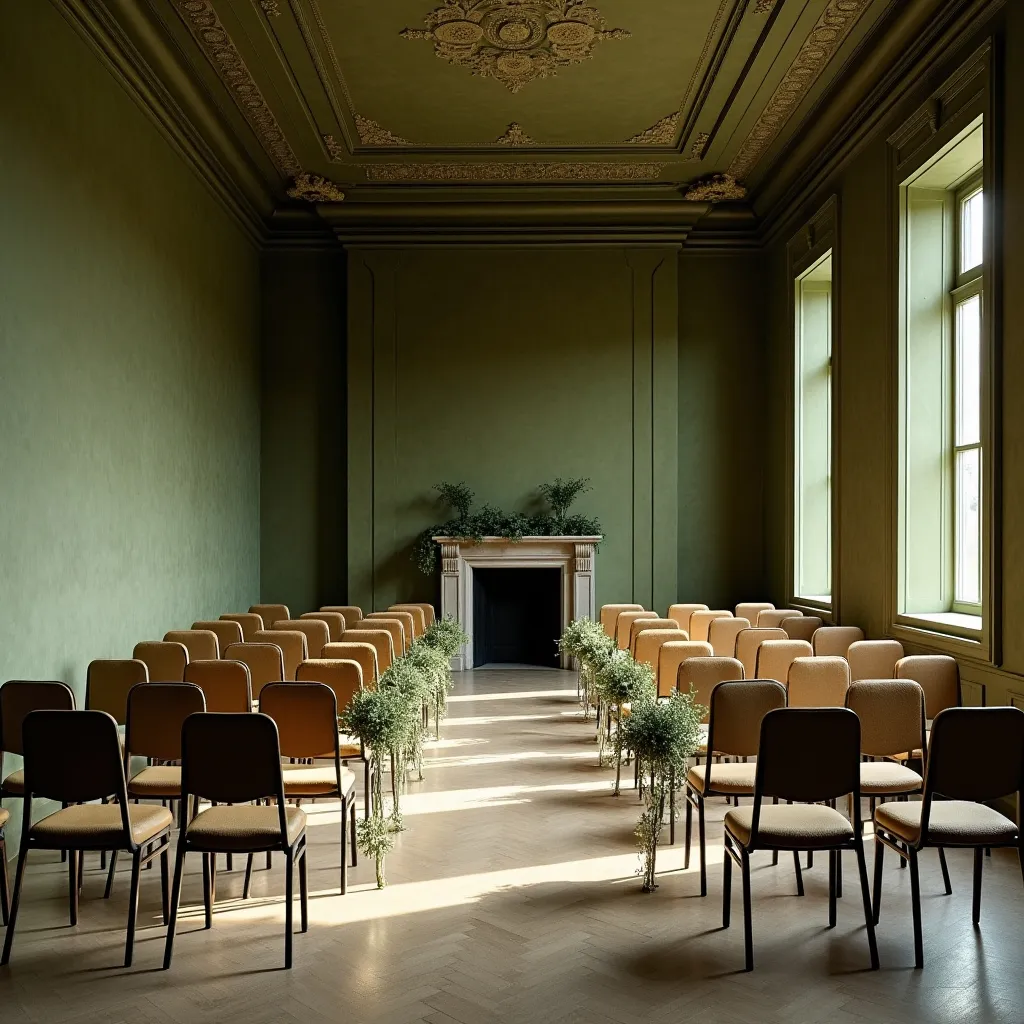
[355, 114, 412, 147]
[287, 173, 346, 203]
[364, 161, 665, 183]
[495, 122, 536, 146]
[729, 0, 872, 179]
[401, 1, 630, 93]
[625, 114, 679, 146]
[174, 0, 300, 177]
[753, 0, 778, 13]
[689, 132, 710, 160]
[323, 134, 346, 161]
[260, 0, 282, 16]
[682, 173, 747, 202]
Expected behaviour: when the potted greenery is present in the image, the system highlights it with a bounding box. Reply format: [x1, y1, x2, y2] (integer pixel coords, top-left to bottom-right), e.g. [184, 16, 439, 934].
[594, 650, 656, 794]
[558, 617, 615, 716]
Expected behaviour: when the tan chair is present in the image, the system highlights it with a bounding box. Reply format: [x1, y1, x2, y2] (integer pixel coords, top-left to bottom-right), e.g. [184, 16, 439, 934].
[220, 612, 263, 642]
[222, 643, 285, 700]
[133, 641, 188, 682]
[274, 619, 330, 659]
[896, 655, 960, 722]
[600, 604, 643, 638]
[388, 605, 428, 638]
[321, 605, 365, 628]
[627, 617, 678, 656]
[847, 639, 904, 681]
[260, 683, 358, 895]
[1, 710, 173, 968]
[193, 619, 243, 653]
[781, 615, 823, 642]
[755, 639, 812, 685]
[811, 625, 865, 657]
[164, 712, 308, 970]
[657, 641, 713, 699]
[787, 656, 850, 707]
[367, 611, 415, 652]
[736, 602, 774, 624]
[722, 707, 878, 972]
[684, 680, 788, 896]
[708, 617, 751, 658]
[634, 629, 688, 673]
[873, 706, 1023, 968]
[86, 660, 148, 725]
[734, 628, 787, 678]
[184, 660, 253, 713]
[250, 604, 290, 629]
[407, 602, 435, 628]
[301, 611, 347, 642]
[1, 680, 76, 800]
[164, 630, 220, 662]
[254, 629, 307, 681]
[678, 657, 745, 761]
[666, 603, 708, 632]
[352, 618, 405, 658]
[753, 609, 799, 628]
[341, 630, 394, 673]
[324, 642, 379, 687]
[615, 610, 657, 649]
[688, 610, 733, 644]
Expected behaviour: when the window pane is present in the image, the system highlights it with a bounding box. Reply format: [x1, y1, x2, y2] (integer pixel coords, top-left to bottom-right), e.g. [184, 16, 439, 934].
[955, 293, 981, 447]
[955, 447, 981, 605]
[960, 188, 983, 273]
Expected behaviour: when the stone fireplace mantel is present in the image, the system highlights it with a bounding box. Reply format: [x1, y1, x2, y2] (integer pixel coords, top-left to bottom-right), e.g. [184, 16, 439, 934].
[435, 535, 600, 671]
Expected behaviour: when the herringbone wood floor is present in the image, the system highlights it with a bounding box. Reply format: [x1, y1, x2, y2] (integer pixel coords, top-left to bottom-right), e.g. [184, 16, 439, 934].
[2, 668, 1022, 1022]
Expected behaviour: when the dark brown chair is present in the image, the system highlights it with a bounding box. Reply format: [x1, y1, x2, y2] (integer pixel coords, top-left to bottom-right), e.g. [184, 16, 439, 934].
[722, 707, 879, 972]
[220, 612, 264, 642]
[86, 660, 149, 724]
[164, 713, 308, 970]
[1, 710, 173, 967]
[1, 680, 76, 801]
[184, 660, 253, 713]
[133, 641, 188, 682]
[192, 619, 244, 653]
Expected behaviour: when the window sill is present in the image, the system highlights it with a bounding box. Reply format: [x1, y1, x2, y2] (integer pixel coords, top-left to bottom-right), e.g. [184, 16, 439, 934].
[898, 611, 982, 638]
[890, 611, 987, 662]
[792, 596, 832, 616]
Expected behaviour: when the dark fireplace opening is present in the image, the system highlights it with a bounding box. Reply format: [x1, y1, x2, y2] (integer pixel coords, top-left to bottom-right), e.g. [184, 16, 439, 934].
[472, 567, 561, 668]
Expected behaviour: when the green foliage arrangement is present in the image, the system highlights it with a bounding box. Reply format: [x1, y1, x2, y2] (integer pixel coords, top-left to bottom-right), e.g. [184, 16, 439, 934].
[594, 651, 656, 792]
[558, 617, 615, 716]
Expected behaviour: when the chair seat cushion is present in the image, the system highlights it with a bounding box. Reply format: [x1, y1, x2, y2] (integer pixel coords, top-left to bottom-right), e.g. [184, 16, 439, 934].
[686, 761, 756, 795]
[31, 803, 172, 847]
[186, 804, 306, 851]
[725, 804, 855, 850]
[859, 761, 922, 795]
[1, 769, 25, 795]
[281, 763, 356, 796]
[874, 799, 1018, 846]
[127, 765, 182, 798]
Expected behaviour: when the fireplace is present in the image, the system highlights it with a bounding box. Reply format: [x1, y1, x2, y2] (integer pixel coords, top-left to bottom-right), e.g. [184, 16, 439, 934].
[472, 567, 561, 667]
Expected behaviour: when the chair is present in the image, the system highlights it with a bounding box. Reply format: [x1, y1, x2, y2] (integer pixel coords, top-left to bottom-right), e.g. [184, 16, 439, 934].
[192, 619, 244, 653]
[259, 683, 357, 894]
[184, 660, 253, 713]
[847, 639, 904, 681]
[0, 806, 9, 925]
[164, 630, 220, 662]
[666, 603, 707, 632]
[722, 707, 879, 972]
[250, 604, 290, 629]
[873, 706, 1023, 968]
[274, 619, 330, 659]
[708, 617, 751, 658]
[736, 602, 774, 624]
[220, 612, 264, 642]
[657, 641, 713, 699]
[755, 639, 812, 685]
[615, 610, 657, 650]
[685, 680, 788, 896]
[600, 604, 644, 638]
[678, 657, 745, 766]
[253, 629, 307, 681]
[389, 605, 428, 638]
[627, 617, 678, 656]
[735, 628, 787, 678]
[301, 610, 347, 642]
[781, 615, 823, 642]
[633, 629, 688, 673]
[321, 605, 365, 629]
[811, 625, 865, 657]
[163, 713, 308, 970]
[1, 681, 76, 800]
[352, 618, 405, 658]
[1, 710, 173, 968]
[222, 643, 285, 700]
[133, 641, 188, 682]
[323, 642, 379, 686]
[86, 659, 148, 724]
[787, 657, 850, 707]
[896, 655, 961, 722]
[341, 630, 394, 673]
[688, 610, 733, 644]
[367, 611, 415, 652]
[405, 602, 435, 628]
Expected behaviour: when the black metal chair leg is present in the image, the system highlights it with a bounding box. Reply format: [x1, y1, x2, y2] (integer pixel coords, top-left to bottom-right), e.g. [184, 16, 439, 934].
[836, 849, 843, 898]
[124, 849, 142, 967]
[162, 840, 187, 969]
[872, 836, 884, 924]
[939, 847, 952, 895]
[160, 845, 170, 925]
[68, 850, 79, 925]
[973, 846, 983, 925]
[285, 849, 294, 969]
[854, 839, 880, 970]
[202, 853, 212, 929]
[792, 850, 804, 896]
[683, 795, 692, 869]
[350, 799, 358, 866]
[299, 845, 309, 933]
[340, 796, 348, 895]
[722, 846, 732, 928]
[1, 843, 30, 965]
[669, 780, 675, 845]
[104, 849, 119, 899]
[698, 797, 707, 897]
[909, 848, 924, 968]
[0, 835, 9, 925]
[828, 851, 837, 928]
[741, 851, 753, 972]
[243, 854, 254, 899]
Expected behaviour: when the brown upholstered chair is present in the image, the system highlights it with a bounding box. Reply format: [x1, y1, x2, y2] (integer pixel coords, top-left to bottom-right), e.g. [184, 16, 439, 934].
[406, 602, 435, 628]
[1, 710, 173, 968]
[600, 604, 643, 638]
[666, 603, 708, 633]
[184, 660, 253, 713]
[755, 609, 802, 628]
[274, 619, 330, 659]
[688, 610, 733, 644]
[164, 630, 220, 662]
[708, 617, 751, 658]
[260, 682, 358, 894]
[367, 611, 415, 652]
[847, 639, 904, 681]
[301, 611, 347, 642]
[678, 657, 745, 765]
[389, 605, 427, 637]
[811, 625, 865, 657]
[615, 610, 656, 650]
[1, 680, 76, 801]
[250, 604, 290, 629]
[872, 706, 1023, 968]
[254, 629, 307, 681]
[627, 618, 678, 656]
[657, 641, 713, 699]
[734, 628, 787, 679]
[133, 640, 188, 682]
[684, 680, 788, 896]
[736, 602, 774, 625]
[192, 619, 243, 653]
[781, 615, 823, 642]
[755, 639, 812, 685]
[321, 605, 365, 628]
[341, 629, 394, 673]
[787, 656, 850, 707]
[633, 629, 688, 672]
[164, 712, 308, 970]
[353, 618, 405, 656]
[222, 642, 285, 700]
[895, 654, 961, 722]
[323, 641, 379, 687]
[722, 707, 879, 972]
[86, 659, 148, 725]
[220, 612, 264, 642]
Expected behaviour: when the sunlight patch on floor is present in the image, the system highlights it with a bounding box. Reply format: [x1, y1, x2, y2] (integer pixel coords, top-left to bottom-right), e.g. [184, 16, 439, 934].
[447, 689, 577, 703]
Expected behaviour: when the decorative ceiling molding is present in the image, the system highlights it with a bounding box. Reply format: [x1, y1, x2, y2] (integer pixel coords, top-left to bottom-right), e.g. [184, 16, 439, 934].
[259, 0, 281, 17]
[495, 122, 535, 146]
[355, 114, 412, 147]
[625, 114, 679, 146]
[682, 172, 746, 201]
[753, 0, 778, 13]
[400, 1, 630, 93]
[689, 132, 710, 159]
[674, 0, 734, 134]
[363, 162, 665, 183]
[287, 172, 346, 203]
[728, 0, 872, 179]
[173, 0, 300, 177]
[323, 134, 345, 161]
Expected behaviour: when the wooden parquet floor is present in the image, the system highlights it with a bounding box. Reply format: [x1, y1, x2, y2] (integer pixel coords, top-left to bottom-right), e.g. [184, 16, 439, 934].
[2, 668, 1023, 1023]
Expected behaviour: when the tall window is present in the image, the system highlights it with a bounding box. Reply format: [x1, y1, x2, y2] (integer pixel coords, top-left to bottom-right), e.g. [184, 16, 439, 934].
[794, 252, 832, 605]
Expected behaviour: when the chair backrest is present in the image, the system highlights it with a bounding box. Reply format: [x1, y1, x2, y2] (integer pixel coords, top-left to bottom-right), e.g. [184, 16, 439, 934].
[847, 639, 904, 681]
[341, 630, 394, 673]
[164, 629, 220, 662]
[628, 618, 678, 655]
[321, 606, 365, 628]
[184, 659, 253, 713]
[736, 602, 774, 624]
[253, 629, 307, 681]
[323, 641, 379, 686]
[352, 618, 405, 656]
[1, 680, 76, 755]
[388, 605, 427, 637]
[666, 603, 708, 632]
[85, 659, 148, 724]
[132, 640, 188, 682]
[787, 656, 850, 707]
[600, 604, 644, 638]
[260, 682, 341, 761]
[895, 654, 960, 720]
[633, 629, 689, 671]
[274, 619, 330, 659]
[755, 608, 802, 628]
[295, 659, 363, 716]
[408, 602, 435, 628]
[222, 643, 285, 698]
[781, 615, 823, 641]
[615, 610, 656, 649]
[300, 611, 347, 642]
[811, 625, 865, 657]
[755, 639, 813, 684]
[192, 619, 243, 652]
[688, 610, 732, 644]
[705, 679, 787, 763]
[677, 657, 745, 719]
[250, 604, 290, 628]
[368, 611, 415, 652]
[846, 679, 926, 759]
[734, 628, 787, 678]
[708, 617, 751, 657]
[125, 682, 206, 762]
[220, 612, 264, 642]
[657, 641, 713, 699]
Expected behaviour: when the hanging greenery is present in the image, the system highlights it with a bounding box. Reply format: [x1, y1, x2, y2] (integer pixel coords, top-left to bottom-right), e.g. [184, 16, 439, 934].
[558, 617, 615, 716]
[594, 651, 656, 793]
